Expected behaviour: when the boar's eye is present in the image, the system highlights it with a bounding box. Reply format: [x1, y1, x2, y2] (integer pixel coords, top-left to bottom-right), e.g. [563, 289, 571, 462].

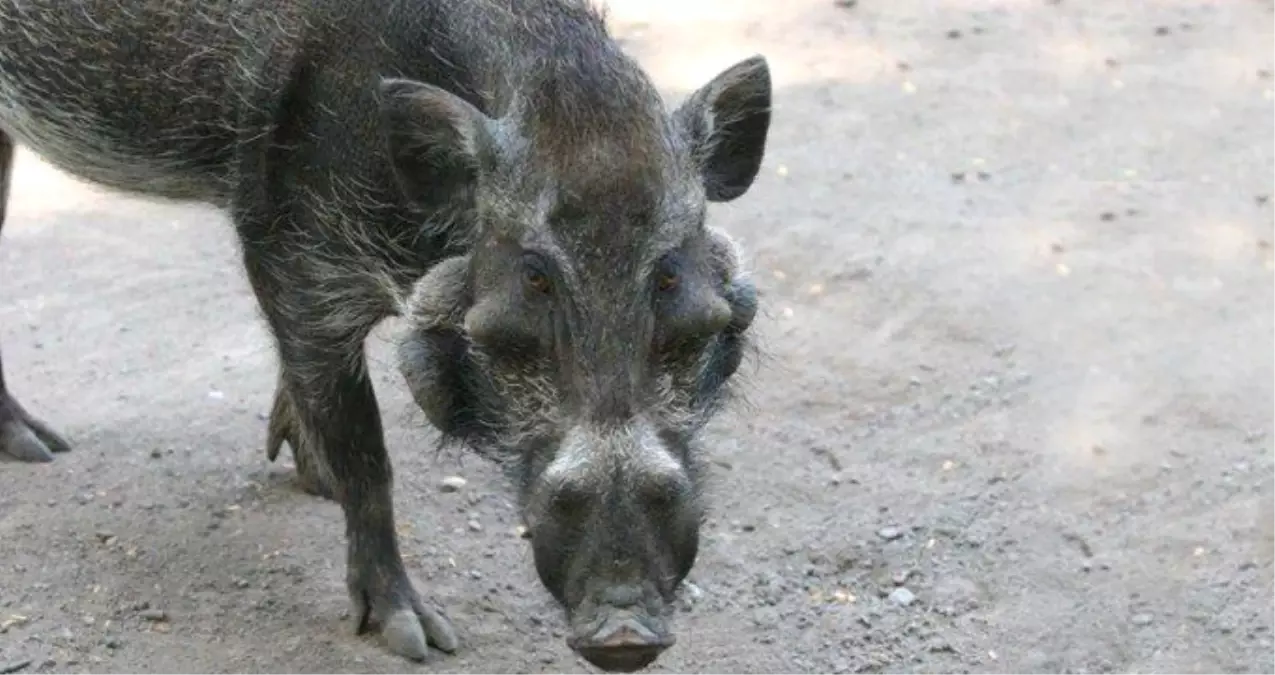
[522, 253, 553, 295]
[655, 271, 680, 293]
[653, 256, 682, 295]
[651, 249, 732, 351]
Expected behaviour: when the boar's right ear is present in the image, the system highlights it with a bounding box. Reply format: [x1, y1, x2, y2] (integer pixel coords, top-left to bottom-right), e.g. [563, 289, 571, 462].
[674, 55, 773, 203]
[378, 78, 497, 208]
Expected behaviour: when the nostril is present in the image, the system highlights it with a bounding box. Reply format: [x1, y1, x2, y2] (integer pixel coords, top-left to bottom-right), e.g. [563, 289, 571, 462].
[600, 584, 643, 608]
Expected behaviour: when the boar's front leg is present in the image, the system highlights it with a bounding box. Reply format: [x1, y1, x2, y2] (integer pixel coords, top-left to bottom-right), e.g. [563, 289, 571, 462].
[0, 130, 72, 463]
[239, 242, 459, 661]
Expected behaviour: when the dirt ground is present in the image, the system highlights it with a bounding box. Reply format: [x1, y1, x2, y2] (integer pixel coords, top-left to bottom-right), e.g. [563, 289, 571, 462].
[1, 0, 1273, 673]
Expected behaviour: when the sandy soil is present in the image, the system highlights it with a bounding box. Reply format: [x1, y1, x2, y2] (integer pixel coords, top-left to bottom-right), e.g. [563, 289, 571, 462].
[1, 0, 1273, 672]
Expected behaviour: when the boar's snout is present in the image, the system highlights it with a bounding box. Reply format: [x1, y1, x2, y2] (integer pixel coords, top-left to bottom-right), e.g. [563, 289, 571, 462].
[523, 424, 701, 671]
[568, 604, 675, 673]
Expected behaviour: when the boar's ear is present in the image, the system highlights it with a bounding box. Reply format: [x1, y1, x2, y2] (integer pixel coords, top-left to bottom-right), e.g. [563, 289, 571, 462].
[674, 55, 772, 203]
[378, 78, 497, 208]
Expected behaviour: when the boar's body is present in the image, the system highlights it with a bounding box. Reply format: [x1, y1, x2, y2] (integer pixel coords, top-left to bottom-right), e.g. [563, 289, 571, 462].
[2, 0, 515, 271]
[0, 0, 772, 671]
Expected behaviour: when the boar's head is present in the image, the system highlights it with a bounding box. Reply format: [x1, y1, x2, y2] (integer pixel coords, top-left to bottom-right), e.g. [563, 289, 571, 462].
[381, 43, 770, 673]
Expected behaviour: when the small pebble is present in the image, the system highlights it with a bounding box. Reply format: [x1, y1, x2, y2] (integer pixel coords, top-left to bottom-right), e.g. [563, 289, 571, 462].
[1099, 211, 1117, 222]
[440, 476, 467, 492]
[150, 449, 163, 459]
[1132, 613, 1153, 626]
[833, 0, 857, 7]
[877, 526, 904, 541]
[889, 587, 916, 607]
[467, 520, 483, 533]
[469, 570, 483, 580]
[946, 29, 962, 39]
[140, 609, 167, 622]
[1154, 26, 1170, 36]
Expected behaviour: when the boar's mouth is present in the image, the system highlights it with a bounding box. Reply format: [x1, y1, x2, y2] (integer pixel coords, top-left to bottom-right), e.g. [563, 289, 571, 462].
[565, 600, 676, 673]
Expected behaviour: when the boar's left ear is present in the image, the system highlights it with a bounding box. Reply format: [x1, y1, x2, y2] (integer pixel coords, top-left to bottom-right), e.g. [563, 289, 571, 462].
[378, 78, 498, 209]
[674, 55, 773, 203]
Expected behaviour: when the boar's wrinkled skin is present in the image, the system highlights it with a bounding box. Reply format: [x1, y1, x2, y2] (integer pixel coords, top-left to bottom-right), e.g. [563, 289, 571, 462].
[0, 0, 771, 670]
